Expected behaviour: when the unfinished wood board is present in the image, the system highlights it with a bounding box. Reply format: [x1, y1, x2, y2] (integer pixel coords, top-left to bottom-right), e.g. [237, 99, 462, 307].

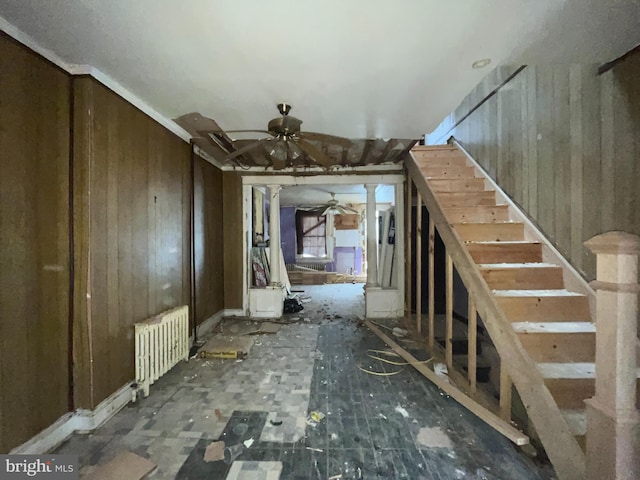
[436, 191, 497, 206]
[443, 205, 509, 223]
[86, 452, 156, 480]
[427, 178, 486, 192]
[445, 254, 453, 370]
[468, 296, 477, 393]
[200, 336, 255, 359]
[452, 222, 524, 242]
[466, 241, 542, 264]
[517, 332, 595, 362]
[428, 218, 435, 348]
[420, 165, 476, 178]
[334, 214, 359, 230]
[365, 321, 529, 445]
[496, 294, 590, 322]
[416, 193, 423, 333]
[479, 264, 563, 290]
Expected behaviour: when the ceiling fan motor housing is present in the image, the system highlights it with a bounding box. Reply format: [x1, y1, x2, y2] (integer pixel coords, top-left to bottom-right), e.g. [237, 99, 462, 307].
[268, 115, 303, 136]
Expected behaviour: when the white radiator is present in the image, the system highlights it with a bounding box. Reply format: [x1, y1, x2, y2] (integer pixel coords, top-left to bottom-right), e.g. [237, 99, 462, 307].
[134, 305, 189, 398]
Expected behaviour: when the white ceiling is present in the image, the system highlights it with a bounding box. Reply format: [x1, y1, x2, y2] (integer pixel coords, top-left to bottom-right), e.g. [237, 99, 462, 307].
[1, 0, 638, 140]
[279, 184, 395, 207]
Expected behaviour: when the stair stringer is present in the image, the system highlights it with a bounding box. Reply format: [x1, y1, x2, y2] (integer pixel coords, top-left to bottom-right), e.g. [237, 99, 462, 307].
[406, 149, 586, 480]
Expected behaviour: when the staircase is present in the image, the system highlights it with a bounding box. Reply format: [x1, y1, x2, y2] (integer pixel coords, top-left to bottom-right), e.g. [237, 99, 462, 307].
[406, 144, 601, 480]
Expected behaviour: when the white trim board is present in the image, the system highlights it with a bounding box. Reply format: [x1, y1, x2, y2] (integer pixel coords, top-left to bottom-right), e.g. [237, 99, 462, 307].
[0, 15, 190, 144]
[10, 382, 133, 454]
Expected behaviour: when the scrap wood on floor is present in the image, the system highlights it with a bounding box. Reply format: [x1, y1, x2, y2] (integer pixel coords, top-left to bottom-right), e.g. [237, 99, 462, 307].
[364, 320, 530, 446]
[84, 451, 156, 480]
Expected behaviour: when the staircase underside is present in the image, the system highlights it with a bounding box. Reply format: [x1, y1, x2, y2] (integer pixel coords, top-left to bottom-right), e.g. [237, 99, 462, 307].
[406, 144, 601, 480]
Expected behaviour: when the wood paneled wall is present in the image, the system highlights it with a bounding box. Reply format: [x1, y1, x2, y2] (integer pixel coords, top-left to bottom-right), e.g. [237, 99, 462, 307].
[0, 33, 71, 452]
[222, 172, 244, 310]
[428, 53, 640, 280]
[73, 77, 192, 408]
[194, 157, 224, 322]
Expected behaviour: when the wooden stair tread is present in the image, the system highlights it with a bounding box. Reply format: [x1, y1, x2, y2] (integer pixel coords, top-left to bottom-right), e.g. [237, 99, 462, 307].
[494, 289, 585, 297]
[512, 322, 595, 334]
[479, 262, 558, 268]
[538, 362, 596, 379]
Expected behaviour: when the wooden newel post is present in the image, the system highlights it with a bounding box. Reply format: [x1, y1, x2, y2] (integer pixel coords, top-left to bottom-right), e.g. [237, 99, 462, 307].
[584, 231, 640, 480]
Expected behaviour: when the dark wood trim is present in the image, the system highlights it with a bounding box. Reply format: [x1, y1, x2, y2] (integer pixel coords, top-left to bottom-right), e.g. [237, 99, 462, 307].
[439, 66, 527, 142]
[598, 43, 640, 75]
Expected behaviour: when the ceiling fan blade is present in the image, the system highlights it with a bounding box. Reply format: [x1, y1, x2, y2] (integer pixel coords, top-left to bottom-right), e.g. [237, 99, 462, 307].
[299, 131, 352, 148]
[209, 129, 273, 135]
[297, 139, 334, 168]
[321, 205, 332, 216]
[225, 138, 271, 161]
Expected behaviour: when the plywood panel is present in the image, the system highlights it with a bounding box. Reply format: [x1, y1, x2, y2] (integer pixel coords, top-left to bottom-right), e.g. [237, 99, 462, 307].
[0, 33, 70, 452]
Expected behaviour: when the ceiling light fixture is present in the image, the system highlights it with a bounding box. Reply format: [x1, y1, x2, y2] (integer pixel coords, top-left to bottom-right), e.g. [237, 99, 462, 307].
[472, 58, 491, 69]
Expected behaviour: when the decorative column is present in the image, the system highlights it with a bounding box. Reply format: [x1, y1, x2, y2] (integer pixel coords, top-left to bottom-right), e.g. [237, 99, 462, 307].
[268, 184, 281, 286]
[584, 231, 640, 480]
[365, 184, 379, 287]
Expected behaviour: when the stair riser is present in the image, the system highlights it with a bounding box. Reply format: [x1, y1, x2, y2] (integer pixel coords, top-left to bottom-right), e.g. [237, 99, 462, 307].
[420, 166, 476, 178]
[518, 332, 595, 362]
[444, 206, 510, 223]
[436, 191, 497, 206]
[467, 243, 542, 263]
[453, 223, 524, 242]
[497, 296, 591, 322]
[428, 178, 486, 192]
[545, 378, 640, 409]
[481, 267, 564, 290]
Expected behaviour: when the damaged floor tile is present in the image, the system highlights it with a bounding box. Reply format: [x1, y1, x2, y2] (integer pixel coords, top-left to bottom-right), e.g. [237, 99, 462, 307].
[54, 284, 554, 480]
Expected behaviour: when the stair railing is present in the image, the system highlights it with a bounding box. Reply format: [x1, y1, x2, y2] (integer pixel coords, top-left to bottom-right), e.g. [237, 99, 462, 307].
[405, 151, 585, 480]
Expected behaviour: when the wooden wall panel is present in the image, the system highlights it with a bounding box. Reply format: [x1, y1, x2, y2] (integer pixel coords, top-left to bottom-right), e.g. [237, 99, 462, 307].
[73, 77, 193, 407]
[0, 33, 70, 452]
[222, 172, 244, 310]
[194, 157, 224, 322]
[429, 53, 640, 280]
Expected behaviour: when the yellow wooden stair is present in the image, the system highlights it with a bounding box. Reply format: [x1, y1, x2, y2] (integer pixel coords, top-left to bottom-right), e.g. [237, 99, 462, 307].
[407, 144, 598, 480]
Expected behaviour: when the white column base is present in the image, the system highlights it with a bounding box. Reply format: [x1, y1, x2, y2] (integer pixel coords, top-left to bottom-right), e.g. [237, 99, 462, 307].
[249, 286, 285, 318]
[365, 287, 403, 319]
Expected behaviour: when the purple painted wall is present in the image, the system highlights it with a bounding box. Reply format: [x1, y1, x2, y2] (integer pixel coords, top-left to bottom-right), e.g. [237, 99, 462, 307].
[332, 246, 363, 275]
[280, 206, 297, 264]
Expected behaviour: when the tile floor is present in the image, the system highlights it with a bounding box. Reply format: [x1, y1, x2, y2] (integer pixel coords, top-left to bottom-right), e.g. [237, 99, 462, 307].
[54, 284, 555, 479]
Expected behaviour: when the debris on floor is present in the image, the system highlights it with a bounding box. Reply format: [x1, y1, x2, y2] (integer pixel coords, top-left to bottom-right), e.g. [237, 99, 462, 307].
[244, 322, 281, 335]
[85, 451, 156, 480]
[203, 441, 225, 463]
[214, 409, 224, 421]
[394, 405, 410, 418]
[305, 410, 325, 427]
[283, 297, 304, 313]
[416, 426, 454, 449]
[223, 444, 245, 464]
[199, 336, 254, 359]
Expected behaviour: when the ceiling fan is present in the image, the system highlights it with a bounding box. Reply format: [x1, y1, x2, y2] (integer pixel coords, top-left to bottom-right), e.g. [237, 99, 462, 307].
[213, 103, 352, 169]
[316, 193, 358, 216]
